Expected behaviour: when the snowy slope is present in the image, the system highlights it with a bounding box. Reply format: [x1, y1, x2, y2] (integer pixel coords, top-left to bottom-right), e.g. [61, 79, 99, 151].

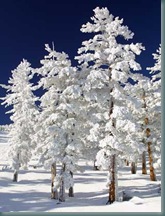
[0, 134, 161, 212]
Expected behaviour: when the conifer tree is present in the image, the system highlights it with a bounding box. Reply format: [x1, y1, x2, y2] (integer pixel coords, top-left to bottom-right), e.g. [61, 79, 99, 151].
[0, 59, 39, 181]
[34, 44, 84, 201]
[75, 7, 145, 203]
[146, 45, 161, 179]
[128, 67, 161, 181]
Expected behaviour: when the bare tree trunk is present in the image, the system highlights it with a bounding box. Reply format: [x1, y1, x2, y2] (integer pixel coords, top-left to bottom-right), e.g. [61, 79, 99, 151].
[142, 91, 156, 181]
[124, 159, 129, 166]
[145, 118, 157, 181]
[68, 171, 74, 197]
[68, 186, 74, 197]
[148, 142, 157, 181]
[108, 154, 116, 204]
[13, 170, 18, 182]
[59, 163, 66, 202]
[131, 162, 137, 174]
[142, 151, 147, 174]
[107, 68, 117, 204]
[13, 153, 20, 182]
[93, 159, 99, 170]
[51, 162, 58, 199]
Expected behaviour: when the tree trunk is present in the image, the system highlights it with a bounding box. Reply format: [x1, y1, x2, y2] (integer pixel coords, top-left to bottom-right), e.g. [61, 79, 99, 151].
[145, 118, 157, 181]
[13, 170, 18, 182]
[131, 162, 136, 174]
[142, 91, 157, 181]
[148, 142, 157, 181]
[51, 162, 58, 199]
[108, 154, 116, 204]
[93, 159, 99, 170]
[124, 159, 129, 166]
[13, 153, 20, 182]
[141, 90, 147, 176]
[68, 171, 74, 197]
[59, 163, 66, 202]
[68, 186, 74, 197]
[107, 67, 118, 204]
[142, 151, 147, 174]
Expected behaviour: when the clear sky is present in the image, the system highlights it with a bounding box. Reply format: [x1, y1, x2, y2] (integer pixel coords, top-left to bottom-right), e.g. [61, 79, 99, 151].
[0, 0, 160, 125]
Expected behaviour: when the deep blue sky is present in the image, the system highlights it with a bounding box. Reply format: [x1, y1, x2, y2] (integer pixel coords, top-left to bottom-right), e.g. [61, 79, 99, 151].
[0, 0, 160, 125]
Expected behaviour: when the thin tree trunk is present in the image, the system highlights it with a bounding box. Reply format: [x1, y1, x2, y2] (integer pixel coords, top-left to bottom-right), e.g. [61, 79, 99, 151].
[145, 118, 157, 181]
[141, 89, 148, 176]
[131, 162, 137, 174]
[13, 170, 18, 182]
[142, 91, 156, 181]
[93, 159, 99, 170]
[59, 163, 66, 202]
[142, 151, 147, 174]
[13, 153, 20, 182]
[108, 154, 116, 204]
[148, 142, 157, 181]
[124, 159, 129, 166]
[68, 186, 74, 197]
[107, 67, 117, 204]
[68, 171, 74, 197]
[51, 162, 58, 199]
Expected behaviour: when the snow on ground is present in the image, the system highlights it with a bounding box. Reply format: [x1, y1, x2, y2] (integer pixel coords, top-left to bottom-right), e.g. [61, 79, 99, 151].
[0, 131, 161, 212]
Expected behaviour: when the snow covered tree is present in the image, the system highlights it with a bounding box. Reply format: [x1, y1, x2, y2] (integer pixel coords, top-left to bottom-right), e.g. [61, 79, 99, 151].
[140, 85, 158, 181]
[128, 64, 161, 181]
[34, 44, 85, 201]
[75, 7, 145, 203]
[147, 45, 161, 82]
[145, 45, 161, 180]
[0, 59, 39, 181]
[121, 78, 149, 175]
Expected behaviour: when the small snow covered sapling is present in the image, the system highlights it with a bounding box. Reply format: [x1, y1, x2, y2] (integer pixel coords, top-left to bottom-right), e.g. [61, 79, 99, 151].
[0, 59, 39, 182]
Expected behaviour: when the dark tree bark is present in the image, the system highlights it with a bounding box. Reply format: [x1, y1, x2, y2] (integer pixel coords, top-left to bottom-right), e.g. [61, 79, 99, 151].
[68, 172, 74, 197]
[131, 162, 137, 174]
[107, 68, 117, 204]
[108, 154, 116, 204]
[142, 90, 156, 181]
[145, 118, 157, 181]
[124, 159, 129, 166]
[148, 142, 157, 181]
[13, 170, 18, 182]
[142, 151, 147, 174]
[93, 159, 99, 170]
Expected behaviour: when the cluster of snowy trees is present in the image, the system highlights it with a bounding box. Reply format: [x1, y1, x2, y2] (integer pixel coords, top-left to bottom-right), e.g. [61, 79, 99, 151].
[0, 7, 161, 204]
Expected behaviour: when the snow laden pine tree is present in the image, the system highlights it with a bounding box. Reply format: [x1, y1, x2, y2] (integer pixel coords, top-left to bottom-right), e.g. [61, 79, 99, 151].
[125, 45, 161, 181]
[123, 75, 151, 175]
[34, 44, 84, 201]
[111, 85, 145, 175]
[75, 7, 145, 203]
[0, 60, 39, 182]
[145, 45, 161, 180]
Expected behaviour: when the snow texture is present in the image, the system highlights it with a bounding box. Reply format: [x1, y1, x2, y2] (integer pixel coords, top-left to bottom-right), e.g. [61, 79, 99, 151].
[0, 131, 161, 212]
